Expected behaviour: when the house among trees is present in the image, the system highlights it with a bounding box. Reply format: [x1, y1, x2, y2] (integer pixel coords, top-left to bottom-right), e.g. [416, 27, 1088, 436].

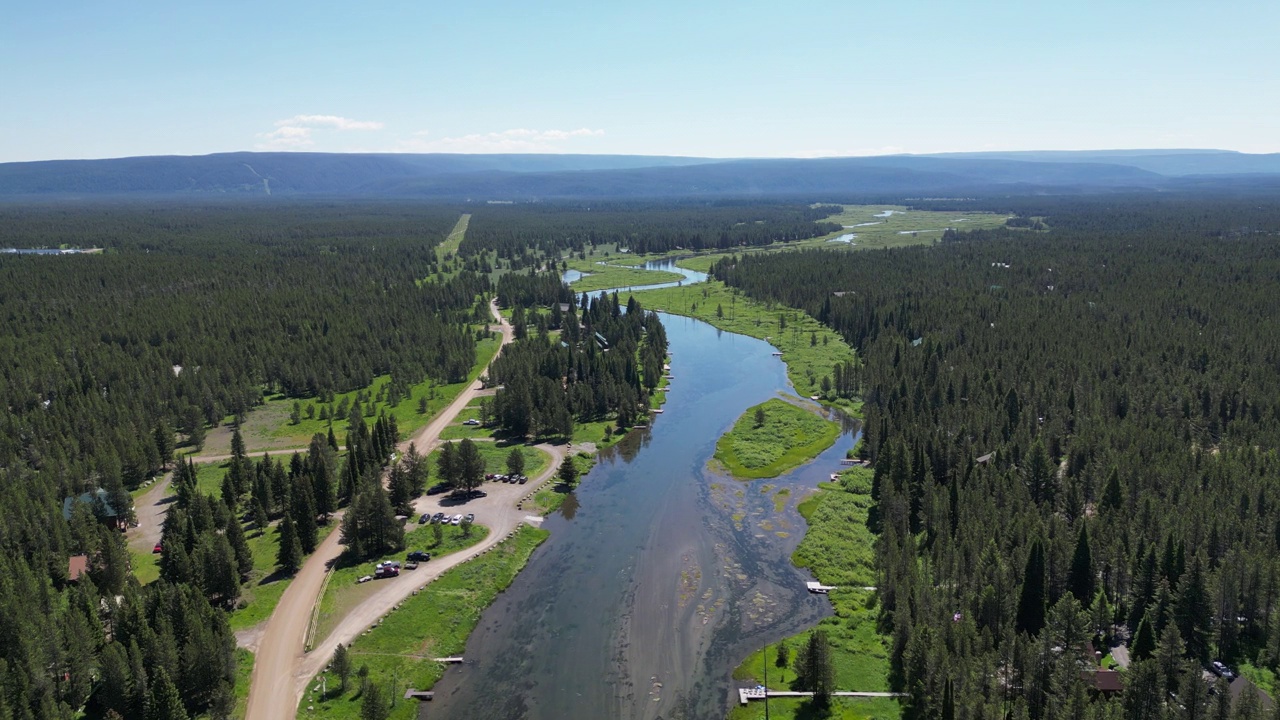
[61, 488, 126, 530]
[67, 554, 88, 582]
[1079, 669, 1123, 696]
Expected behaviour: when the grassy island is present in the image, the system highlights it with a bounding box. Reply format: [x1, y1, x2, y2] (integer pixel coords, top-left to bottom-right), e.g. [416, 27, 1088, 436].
[714, 398, 839, 479]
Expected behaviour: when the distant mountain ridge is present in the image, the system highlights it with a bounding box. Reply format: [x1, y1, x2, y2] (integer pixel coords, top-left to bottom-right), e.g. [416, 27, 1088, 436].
[0, 149, 1276, 199]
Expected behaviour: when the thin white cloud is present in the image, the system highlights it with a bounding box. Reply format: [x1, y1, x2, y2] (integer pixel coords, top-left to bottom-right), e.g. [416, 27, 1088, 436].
[255, 114, 385, 150]
[397, 128, 605, 153]
[276, 114, 384, 131]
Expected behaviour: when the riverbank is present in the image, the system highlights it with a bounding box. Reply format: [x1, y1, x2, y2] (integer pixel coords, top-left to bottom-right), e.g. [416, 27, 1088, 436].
[630, 279, 860, 414]
[299, 525, 549, 719]
[714, 398, 840, 479]
[728, 466, 896, 719]
[565, 259, 684, 293]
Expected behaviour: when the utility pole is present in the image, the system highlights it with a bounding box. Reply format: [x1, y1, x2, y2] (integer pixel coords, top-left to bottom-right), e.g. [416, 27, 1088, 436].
[763, 643, 770, 720]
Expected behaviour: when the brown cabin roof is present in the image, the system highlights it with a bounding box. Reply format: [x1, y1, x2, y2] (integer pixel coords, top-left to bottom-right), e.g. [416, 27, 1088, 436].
[68, 554, 88, 581]
[1081, 670, 1123, 693]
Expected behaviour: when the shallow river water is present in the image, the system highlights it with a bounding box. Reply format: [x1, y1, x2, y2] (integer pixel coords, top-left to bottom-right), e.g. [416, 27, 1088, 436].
[430, 268, 856, 720]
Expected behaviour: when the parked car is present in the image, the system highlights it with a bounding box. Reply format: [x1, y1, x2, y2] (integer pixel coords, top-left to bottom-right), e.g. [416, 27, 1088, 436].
[405, 561, 418, 570]
[374, 561, 400, 578]
[518, 475, 528, 484]
[426, 482, 450, 495]
[407, 550, 431, 562]
[450, 514, 463, 525]
[418, 514, 430, 524]
[463, 418, 481, 426]
[463, 514, 475, 524]
[431, 512, 446, 524]
[1211, 661, 1235, 680]
[152, 543, 163, 554]
[357, 575, 373, 584]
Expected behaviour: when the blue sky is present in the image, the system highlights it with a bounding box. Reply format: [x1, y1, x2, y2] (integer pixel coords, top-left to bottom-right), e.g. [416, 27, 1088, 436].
[3, 0, 1277, 161]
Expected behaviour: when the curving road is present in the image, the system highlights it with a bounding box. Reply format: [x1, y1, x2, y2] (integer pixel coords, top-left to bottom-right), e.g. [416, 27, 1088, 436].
[244, 300, 518, 720]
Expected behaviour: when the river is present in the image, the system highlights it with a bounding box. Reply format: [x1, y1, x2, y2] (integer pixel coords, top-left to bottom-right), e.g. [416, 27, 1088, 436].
[429, 261, 857, 719]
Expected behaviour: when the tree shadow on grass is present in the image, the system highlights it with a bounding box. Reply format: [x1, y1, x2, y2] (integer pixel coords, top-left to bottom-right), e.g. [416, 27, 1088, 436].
[258, 567, 294, 585]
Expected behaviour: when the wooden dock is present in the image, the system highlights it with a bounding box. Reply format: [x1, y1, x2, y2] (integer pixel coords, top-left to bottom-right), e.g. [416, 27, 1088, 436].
[433, 656, 464, 663]
[404, 689, 435, 701]
[738, 688, 906, 704]
[806, 581, 838, 594]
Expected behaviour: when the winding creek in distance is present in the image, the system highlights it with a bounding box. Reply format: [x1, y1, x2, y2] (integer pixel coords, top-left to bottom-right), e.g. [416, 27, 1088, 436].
[430, 259, 859, 719]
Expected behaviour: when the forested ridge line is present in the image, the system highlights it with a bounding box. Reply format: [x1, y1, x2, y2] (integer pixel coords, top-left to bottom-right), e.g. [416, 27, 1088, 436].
[714, 198, 1280, 717]
[0, 202, 489, 720]
[460, 201, 842, 260]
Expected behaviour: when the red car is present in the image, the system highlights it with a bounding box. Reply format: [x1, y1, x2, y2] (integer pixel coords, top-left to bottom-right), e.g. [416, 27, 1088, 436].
[152, 543, 163, 554]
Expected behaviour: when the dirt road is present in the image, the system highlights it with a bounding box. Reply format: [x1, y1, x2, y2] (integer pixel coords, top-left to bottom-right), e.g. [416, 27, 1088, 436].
[125, 472, 174, 554]
[245, 299, 514, 720]
[293, 443, 565, 700]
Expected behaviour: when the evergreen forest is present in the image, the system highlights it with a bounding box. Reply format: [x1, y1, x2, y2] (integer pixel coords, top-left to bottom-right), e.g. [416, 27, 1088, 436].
[461, 201, 842, 260]
[712, 198, 1280, 718]
[0, 202, 485, 719]
[486, 287, 668, 439]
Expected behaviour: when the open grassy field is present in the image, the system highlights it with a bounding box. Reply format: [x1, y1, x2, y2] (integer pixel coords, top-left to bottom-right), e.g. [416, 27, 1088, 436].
[195, 336, 499, 457]
[130, 548, 161, 585]
[590, 205, 1014, 277]
[806, 204, 1009, 251]
[436, 213, 471, 261]
[311, 522, 489, 647]
[729, 467, 894, 719]
[714, 398, 839, 479]
[299, 525, 549, 720]
[629, 280, 860, 413]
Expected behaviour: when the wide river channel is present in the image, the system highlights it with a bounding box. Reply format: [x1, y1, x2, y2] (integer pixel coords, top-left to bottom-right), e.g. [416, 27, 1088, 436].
[431, 261, 859, 719]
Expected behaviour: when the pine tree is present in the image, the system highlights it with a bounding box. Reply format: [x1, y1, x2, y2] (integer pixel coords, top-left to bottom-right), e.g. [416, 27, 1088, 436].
[387, 462, 413, 515]
[1100, 466, 1123, 511]
[437, 442, 459, 489]
[1132, 613, 1156, 660]
[801, 629, 835, 706]
[276, 515, 302, 574]
[403, 442, 429, 495]
[252, 501, 270, 536]
[332, 644, 352, 692]
[94, 641, 132, 718]
[1067, 523, 1094, 605]
[360, 681, 390, 720]
[557, 456, 579, 486]
[1175, 552, 1213, 662]
[457, 439, 485, 494]
[1016, 539, 1047, 636]
[147, 667, 189, 720]
[291, 479, 318, 553]
[224, 515, 253, 579]
[506, 447, 526, 477]
[154, 420, 175, 470]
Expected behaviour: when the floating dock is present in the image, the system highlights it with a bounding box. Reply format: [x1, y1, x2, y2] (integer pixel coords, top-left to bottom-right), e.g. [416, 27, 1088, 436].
[738, 688, 906, 705]
[806, 581, 838, 594]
